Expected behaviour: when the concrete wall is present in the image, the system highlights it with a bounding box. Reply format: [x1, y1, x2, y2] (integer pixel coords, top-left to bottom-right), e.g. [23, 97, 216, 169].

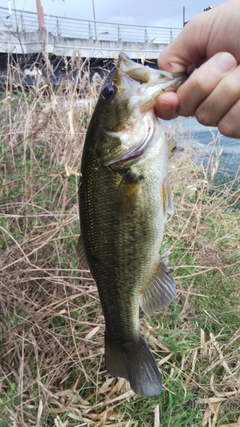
[0, 30, 167, 59]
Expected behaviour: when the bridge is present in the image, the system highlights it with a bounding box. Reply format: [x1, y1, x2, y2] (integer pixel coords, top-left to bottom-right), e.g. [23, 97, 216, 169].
[0, 7, 182, 60]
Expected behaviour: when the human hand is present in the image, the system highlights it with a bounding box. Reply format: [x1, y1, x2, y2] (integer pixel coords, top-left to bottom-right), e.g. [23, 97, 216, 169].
[156, 0, 240, 138]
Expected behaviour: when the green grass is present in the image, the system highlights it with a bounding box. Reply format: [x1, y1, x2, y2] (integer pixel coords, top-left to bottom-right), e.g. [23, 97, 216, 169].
[0, 59, 240, 427]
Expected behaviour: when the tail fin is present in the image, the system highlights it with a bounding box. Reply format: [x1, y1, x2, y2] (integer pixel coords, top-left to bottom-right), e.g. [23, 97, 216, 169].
[105, 333, 162, 397]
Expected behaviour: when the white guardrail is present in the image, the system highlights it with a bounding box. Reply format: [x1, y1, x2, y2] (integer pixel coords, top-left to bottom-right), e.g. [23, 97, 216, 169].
[0, 7, 182, 44]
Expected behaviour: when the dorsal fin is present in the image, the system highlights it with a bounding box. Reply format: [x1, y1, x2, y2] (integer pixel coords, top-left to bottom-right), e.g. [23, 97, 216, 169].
[162, 177, 174, 217]
[76, 235, 89, 269]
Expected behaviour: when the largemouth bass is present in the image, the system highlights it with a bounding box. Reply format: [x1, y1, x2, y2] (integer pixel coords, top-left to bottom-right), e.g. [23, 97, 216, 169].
[78, 53, 186, 397]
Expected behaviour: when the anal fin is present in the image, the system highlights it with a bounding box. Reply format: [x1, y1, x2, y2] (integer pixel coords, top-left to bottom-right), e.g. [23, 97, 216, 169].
[140, 258, 176, 315]
[167, 137, 177, 159]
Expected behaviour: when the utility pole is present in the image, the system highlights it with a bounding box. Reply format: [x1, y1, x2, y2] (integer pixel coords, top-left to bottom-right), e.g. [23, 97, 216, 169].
[36, 0, 45, 31]
[183, 6, 190, 26]
[92, 0, 97, 40]
[7, 0, 12, 17]
[183, 6, 187, 27]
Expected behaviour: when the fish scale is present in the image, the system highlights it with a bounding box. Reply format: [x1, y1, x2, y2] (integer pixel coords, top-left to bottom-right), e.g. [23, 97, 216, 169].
[81, 145, 162, 326]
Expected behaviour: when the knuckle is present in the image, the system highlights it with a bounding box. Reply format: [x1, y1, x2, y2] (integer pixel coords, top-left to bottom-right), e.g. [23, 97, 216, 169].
[195, 108, 216, 127]
[223, 77, 240, 100]
[192, 71, 208, 93]
[218, 119, 238, 138]
[177, 105, 190, 117]
[218, 100, 240, 138]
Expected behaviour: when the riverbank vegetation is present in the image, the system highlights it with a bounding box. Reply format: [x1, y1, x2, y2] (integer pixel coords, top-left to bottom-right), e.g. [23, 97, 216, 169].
[0, 57, 239, 427]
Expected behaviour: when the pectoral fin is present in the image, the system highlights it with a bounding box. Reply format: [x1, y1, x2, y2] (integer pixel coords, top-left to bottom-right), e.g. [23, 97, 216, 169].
[162, 177, 174, 217]
[140, 258, 176, 315]
[113, 171, 144, 220]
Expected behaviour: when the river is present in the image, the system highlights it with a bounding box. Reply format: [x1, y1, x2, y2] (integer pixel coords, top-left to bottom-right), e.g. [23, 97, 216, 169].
[167, 117, 240, 178]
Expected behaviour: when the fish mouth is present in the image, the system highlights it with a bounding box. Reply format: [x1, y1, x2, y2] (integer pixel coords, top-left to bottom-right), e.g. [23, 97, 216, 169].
[118, 52, 188, 108]
[101, 53, 187, 168]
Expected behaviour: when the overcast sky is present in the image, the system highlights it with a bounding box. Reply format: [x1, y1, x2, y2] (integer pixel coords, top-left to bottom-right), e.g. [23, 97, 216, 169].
[9, 0, 225, 28]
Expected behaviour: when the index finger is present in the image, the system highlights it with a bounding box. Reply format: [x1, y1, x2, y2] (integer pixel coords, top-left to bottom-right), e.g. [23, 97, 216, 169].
[158, 11, 214, 72]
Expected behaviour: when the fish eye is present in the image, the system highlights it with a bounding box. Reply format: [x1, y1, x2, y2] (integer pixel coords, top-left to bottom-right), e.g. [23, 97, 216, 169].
[101, 84, 115, 100]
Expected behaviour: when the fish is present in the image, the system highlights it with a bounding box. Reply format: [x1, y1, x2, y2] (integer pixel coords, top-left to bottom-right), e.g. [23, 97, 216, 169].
[78, 52, 187, 397]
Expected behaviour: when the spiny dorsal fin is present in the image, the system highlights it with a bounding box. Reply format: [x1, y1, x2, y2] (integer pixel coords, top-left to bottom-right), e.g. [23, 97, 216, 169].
[140, 258, 176, 315]
[76, 235, 89, 269]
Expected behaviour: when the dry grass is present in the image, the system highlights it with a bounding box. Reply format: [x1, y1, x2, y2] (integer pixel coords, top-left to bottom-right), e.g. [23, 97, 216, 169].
[0, 56, 239, 427]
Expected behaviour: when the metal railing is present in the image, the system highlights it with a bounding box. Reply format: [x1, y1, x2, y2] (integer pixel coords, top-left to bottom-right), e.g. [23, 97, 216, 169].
[0, 7, 182, 44]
